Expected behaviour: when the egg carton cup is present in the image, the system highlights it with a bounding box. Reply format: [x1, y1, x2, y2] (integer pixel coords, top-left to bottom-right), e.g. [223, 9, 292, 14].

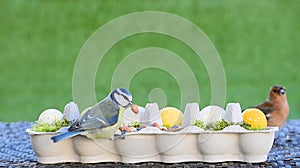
[26, 127, 278, 164]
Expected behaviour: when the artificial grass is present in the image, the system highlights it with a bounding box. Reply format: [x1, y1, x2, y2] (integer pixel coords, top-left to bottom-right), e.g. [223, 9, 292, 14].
[0, 0, 299, 121]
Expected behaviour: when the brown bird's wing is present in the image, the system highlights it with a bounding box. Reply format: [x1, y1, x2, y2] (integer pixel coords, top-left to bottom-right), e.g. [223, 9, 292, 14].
[254, 101, 273, 120]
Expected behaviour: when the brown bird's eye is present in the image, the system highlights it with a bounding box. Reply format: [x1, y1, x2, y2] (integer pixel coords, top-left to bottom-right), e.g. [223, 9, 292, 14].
[272, 88, 285, 95]
[279, 89, 285, 95]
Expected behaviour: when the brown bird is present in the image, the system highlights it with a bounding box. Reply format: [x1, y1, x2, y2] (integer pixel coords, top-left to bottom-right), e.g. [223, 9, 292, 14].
[254, 85, 289, 128]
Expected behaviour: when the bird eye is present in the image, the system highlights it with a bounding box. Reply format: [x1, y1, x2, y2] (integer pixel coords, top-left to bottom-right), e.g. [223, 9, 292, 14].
[279, 89, 285, 95]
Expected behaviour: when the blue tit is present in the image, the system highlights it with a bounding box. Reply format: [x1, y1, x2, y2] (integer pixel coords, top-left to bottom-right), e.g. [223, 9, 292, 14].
[51, 88, 138, 143]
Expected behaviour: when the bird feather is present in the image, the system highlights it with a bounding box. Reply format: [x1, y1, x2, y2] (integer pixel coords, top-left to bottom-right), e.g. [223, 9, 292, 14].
[254, 101, 274, 120]
[51, 130, 83, 143]
[76, 97, 120, 130]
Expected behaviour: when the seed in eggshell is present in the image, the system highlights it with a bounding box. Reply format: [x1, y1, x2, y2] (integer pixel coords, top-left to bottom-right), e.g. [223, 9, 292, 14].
[161, 127, 167, 131]
[119, 126, 132, 132]
[119, 127, 126, 132]
[152, 122, 160, 128]
[152, 122, 167, 131]
[131, 104, 139, 114]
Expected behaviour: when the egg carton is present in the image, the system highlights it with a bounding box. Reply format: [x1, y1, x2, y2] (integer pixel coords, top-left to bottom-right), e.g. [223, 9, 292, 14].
[27, 102, 278, 163]
[26, 126, 277, 164]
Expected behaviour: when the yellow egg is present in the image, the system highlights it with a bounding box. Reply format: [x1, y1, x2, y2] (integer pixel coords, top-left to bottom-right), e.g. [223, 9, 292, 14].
[243, 108, 267, 129]
[160, 107, 183, 128]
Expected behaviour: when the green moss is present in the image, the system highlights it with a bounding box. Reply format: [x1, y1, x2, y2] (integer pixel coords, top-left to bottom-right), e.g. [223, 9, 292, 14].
[32, 119, 70, 132]
[207, 120, 234, 131]
[193, 120, 205, 129]
[240, 123, 264, 130]
[194, 119, 234, 131]
[128, 121, 143, 128]
[194, 119, 265, 131]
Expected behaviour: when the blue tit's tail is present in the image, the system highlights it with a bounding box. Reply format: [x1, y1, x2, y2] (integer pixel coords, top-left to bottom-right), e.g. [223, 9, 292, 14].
[51, 130, 83, 143]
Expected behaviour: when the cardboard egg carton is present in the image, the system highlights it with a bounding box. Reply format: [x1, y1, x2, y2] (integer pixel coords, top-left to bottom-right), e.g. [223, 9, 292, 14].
[26, 103, 278, 164]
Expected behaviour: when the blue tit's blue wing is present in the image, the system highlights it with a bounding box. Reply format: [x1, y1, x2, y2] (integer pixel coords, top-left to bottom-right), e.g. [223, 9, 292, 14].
[76, 97, 120, 130]
[51, 130, 83, 143]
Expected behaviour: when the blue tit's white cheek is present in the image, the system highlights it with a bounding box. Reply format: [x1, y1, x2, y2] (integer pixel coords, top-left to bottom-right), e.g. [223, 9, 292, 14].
[114, 93, 129, 107]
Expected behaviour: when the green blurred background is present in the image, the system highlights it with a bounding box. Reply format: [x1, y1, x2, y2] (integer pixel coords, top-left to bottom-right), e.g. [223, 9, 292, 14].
[1, 0, 299, 121]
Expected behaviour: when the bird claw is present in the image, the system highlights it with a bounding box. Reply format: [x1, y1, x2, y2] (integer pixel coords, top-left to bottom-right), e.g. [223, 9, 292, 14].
[112, 134, 126, 140]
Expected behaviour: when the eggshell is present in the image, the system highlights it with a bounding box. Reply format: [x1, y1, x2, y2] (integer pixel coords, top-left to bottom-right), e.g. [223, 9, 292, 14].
[140, 103, 162, 127]
[38, 109, 64, 124]
[63, 102, 80, 123]
[122, 106, 143, 127]
[183, 103, 200, 127]
[224, 103, 243, 124]
[196, 105, 225, 125]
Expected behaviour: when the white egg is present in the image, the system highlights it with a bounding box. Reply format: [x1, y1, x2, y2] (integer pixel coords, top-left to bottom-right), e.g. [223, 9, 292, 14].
[221, 125, 247, 132]
[196, 105, 225, 125]
[38, 109, 64, 124]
